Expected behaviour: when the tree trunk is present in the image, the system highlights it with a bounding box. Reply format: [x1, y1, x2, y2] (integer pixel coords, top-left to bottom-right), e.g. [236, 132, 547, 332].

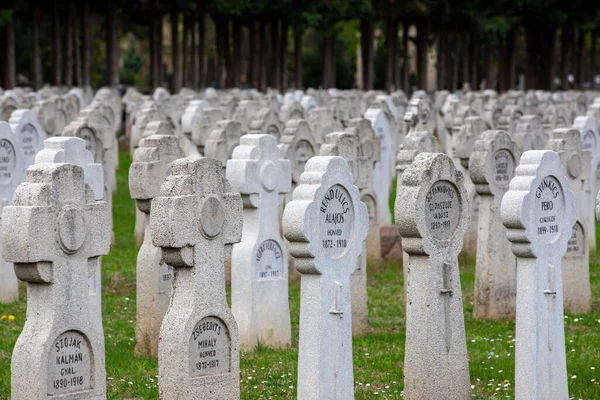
[294, 29, 303, 88]
[53, 6, 63, 86]
[170, 10, 180, 93]
[82, 0, 91, 87]
[385, 17, 399, 92]
[259, 20, 268, 91]
[158, 15, 164, 86]
[591, 31, 598, 89]
[504, 28, 517, 90]
[437, 26, 446, 90]
[197, 8, 205, 88]
[3, 14, 15, 89]
[450, 32, 459, 91]
[232, 18, 242, 87]
[32, 7, 43, 90]
[64, 2, 74, 87]
[73, 3, 83, 86]
[461, 32, 470, 88]
[106, 1, 119, 87]
[248, 21, 257, 88]
[470, 34, 479, 90]
[392, 18, 401, 90]
[525, 22, 556, 90]
[323, 32, 336, 88]
[484, 42, 495, 89]
[270, 19, 281, 89]
[150, 17, 158, 89]
[416, 18, 429, 90]
[402, 20, 410, 91]
[576, 29, 585, 88]
[191, 17, 197, 87]
[182, 15, 190, 87]
[223, 17, 232, 87]
[560, 24, 572, 90]
[280, 19, 289, 90]
[360, 19, 374, 90]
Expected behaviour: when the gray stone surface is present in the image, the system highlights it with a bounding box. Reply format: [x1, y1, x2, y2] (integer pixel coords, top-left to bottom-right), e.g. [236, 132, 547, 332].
[469, 130, 518, 319]
[501, 150, 576, 400]
[514, 115, 547, 154]
[572, 116, 599, 253]
[204, 120, 243, 169]
[249, 108, 283, 140]
[395, 152, 471, 400]
[3, 162, 110, 399]
[35, 137, 105, 331]
[129, 123, 185, 357]
[283, 156, 368, 400]
[546, 129, 592, 314]
[279, 119, 317, 186]
[365, 107, 394, 226]
[227, 134, 292, 350]
[150, 157, 243, 400]
[396, 119, 442, 298]
[191, 107, 224, 153]
[319, 130, 371, 335]
[8, 109, 47, 169]
[0, 121, 26, 304]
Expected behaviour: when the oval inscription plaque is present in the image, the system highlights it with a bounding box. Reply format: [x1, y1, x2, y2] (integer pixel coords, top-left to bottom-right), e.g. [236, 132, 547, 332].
[47, 331, 92, 395]
[189, 316, 230, 377]
[492, 149, 515, 188]
[319, 185, 354, 258]
[21, 123, 39, 157]
[425, 181, 461, 240]
[255, 239, 284, 280]
[565, 221, 585, 257]
[534, 176, 565, 244]
[0, 139, 16, 185]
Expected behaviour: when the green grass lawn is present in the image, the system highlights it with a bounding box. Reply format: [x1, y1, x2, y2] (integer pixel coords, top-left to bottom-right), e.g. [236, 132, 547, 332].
[1, 152, 600, 399]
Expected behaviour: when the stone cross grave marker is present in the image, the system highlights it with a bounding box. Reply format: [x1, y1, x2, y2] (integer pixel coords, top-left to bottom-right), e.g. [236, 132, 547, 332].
[9, 109, 47, 170]
[451, 116, 488, 257]
[307, 107, 334, 150]
[232, 100, 259, 134]
[396, 121, 442, 298]
[279, 119, 317, 189]
[3, 162, 111, 399]
[319, 131, 371, 335]
[129, 123, 185, 357]
[501, 150, 576, 400]
[130, 120, 176, 247]
[35, 137, 105, 332]
[191, 107, 224, 154]
[469, 130, 518, 319]
[0, 121, 26, 303]
[283, 156, 368, 400]
[204, 120, 243, 170]
[497, 105, 524, 134]
[514, 115, 548, 153]
[395, 152, 471, 400]
[365, 107, 394, 226]
[181, 100, 209, 139]
[150, 157, 243, 400]
[249, 108, 283, 140]
[346, 117, 382, 266]
[546, 128, 592, 314]
[572, 116, 599, 253]
[227, 134, 292, 350]
[280, 101, 305, 122]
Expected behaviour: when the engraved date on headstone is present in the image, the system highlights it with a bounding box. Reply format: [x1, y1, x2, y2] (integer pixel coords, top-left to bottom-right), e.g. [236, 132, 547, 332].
[189, 317, 230, 377]
[255, 239, 284, 280]
[47, 331, 92, 395]
[425, 181, 461, 240]
[493, 149, 515, 187]
[534, 176, 564, 244]
[319, 185, 354, 258]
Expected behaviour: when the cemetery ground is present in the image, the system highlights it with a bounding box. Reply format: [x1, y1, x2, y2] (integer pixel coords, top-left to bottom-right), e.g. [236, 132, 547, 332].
[1, 153, 600, 400]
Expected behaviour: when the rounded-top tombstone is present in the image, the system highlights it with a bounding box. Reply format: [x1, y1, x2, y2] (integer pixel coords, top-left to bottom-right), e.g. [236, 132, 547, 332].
[280, 119, 317, 185]
[283, 156, 368, 400]
[395, 152, 471, 400]
[9, 109, 47, 167]
[501, 150, 576, 400]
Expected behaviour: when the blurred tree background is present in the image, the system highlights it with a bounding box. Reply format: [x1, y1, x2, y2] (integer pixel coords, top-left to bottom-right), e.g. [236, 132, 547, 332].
[0, 0, 599, 92]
